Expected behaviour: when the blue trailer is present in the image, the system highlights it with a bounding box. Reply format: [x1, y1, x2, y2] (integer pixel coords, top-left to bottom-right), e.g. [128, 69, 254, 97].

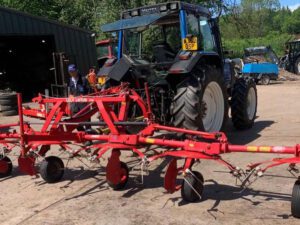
[242, 46, 279, 85]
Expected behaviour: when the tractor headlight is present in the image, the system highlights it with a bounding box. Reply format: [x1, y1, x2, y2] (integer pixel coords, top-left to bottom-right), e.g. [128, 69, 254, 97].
[131, 10, 139, 17]
[170, 3, 178, 10]
[160, 5, 168, 12]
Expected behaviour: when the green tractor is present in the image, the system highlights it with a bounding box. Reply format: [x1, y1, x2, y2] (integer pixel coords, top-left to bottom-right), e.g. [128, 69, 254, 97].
[98, 1, 257, 132]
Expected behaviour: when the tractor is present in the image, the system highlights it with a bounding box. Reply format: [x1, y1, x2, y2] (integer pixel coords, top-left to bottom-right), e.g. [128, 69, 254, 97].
[280, 39, 300, 75]
[96, 39, 118, 68]
[98, 1, 257, 132]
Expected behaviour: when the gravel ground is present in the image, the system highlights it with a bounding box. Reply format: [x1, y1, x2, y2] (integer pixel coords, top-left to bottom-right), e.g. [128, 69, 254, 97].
[1, 80, 300, 225]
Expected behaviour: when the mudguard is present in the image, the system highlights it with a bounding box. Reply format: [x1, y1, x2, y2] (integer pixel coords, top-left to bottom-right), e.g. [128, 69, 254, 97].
[98, 57, 131, 82]
[168, 51, 221, 75]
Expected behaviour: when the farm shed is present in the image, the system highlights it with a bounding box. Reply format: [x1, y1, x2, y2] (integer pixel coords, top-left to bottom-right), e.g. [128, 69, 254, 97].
[0, 6, 97, 98]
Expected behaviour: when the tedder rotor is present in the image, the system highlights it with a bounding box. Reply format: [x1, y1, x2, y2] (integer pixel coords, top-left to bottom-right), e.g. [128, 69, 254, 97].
[0, 83, 300, 217]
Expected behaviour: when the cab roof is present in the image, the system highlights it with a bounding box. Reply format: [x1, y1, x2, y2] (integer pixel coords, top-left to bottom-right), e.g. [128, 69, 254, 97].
[101, 1, 210, 33]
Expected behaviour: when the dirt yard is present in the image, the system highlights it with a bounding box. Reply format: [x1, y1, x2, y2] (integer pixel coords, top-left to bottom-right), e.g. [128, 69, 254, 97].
[1, 80, 300, 225]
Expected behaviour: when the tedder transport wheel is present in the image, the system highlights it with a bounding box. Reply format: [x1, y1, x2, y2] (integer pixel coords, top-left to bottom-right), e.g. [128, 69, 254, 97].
[231, 78, 257, 130]
[181, 171, 204, 202]
[107, 161, 129, 190]
[0, 156, 13, 178]
[40, 156, 64, 183]
[291, 179, 300, 218]
[172, 66, 228, 132]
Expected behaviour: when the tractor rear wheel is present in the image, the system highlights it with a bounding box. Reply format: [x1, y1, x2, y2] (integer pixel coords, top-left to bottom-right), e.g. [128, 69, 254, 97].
[231, 78, 257, 130]
[0, 156, 13, 178]
[291, 179, 300, 218]
[181, 171, 204, 202]
[172, 66, 228, 132]
[40, 156, 64, 183]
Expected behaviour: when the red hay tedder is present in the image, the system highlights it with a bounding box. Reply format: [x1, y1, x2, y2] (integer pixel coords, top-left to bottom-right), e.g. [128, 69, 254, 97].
[0, 83, 300, 217]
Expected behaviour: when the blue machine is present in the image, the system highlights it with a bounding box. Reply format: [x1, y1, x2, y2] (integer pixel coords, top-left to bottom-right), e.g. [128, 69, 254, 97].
[242, 46, 279, 85]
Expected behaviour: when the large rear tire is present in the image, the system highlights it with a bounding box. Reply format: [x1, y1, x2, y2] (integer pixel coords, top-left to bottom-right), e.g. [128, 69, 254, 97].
[172, 66, 228, 132]
[231, 78, 257, 130]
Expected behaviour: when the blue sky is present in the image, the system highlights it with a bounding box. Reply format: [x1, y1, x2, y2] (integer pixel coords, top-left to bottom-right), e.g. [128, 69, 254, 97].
[280, 0, 300, 10]
[235, 0, 300, 11]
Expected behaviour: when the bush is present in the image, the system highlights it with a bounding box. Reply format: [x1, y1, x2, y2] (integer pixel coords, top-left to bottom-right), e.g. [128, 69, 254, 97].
[223, 32, 294, 58]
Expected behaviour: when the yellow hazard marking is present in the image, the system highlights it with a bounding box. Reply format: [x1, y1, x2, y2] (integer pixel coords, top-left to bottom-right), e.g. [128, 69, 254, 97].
[259, 146, 271, 152]
[145, 138, 155, 144]
[247, 146, 258, 152]
[182, 37, 198, 51]
[189, 143, 195, 147]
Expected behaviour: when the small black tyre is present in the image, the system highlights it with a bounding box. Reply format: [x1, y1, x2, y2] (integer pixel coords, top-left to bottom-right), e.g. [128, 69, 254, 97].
[107, 161, 129, 190]
[0, 156, 13, 178]
[261, 75, 270, 85]
[0, 105, 16, 112]
[291, 179, 300, 218]
[181, 171, 204, 202]
[231, 78, 257, 130]
[0, 93, 16, 100]
[40, 156, 64, 183]
[0, 98, 17, 105]
[0, 109, 18, 117]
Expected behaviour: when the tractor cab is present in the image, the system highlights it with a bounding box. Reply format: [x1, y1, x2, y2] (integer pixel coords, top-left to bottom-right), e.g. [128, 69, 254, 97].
[99, 1, 222, 86]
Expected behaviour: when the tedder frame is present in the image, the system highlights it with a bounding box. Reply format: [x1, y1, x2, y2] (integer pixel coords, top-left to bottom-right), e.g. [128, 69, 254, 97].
[0, 83, 300, 217]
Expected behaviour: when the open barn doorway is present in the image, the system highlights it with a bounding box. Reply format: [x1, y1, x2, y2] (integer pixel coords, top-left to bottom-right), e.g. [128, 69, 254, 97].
[0, 35, 55, 100]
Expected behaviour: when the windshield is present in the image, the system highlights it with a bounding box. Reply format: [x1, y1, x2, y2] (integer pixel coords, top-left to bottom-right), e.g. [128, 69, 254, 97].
[123, 24, 181, 62]
[96, 44, 109, 58]
[96, 43, 118, 59]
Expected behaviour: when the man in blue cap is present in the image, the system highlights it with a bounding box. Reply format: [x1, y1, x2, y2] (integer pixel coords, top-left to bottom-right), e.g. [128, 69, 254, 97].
[68, 64, 90, 115]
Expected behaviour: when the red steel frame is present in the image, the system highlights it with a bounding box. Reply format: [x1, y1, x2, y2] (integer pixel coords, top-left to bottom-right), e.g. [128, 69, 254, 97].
[0, 83, 300, 193]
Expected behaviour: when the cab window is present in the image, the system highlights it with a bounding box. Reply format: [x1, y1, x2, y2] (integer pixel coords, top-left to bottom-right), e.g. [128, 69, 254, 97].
[199, 17, 216, 52]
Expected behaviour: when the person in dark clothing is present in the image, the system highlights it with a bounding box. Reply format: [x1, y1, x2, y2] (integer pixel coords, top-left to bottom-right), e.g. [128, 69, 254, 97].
[68, 64, 89, 116]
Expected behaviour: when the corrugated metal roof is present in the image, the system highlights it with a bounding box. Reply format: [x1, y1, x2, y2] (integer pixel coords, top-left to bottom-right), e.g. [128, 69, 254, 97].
[0, 6, 93, 34]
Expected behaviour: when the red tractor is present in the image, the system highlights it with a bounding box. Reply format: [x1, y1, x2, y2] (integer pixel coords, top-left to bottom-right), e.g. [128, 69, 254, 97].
[96, 39, 117, 68]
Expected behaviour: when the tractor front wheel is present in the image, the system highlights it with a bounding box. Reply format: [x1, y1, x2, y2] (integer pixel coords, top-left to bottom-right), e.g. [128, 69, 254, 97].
[231, 78, 257, 130]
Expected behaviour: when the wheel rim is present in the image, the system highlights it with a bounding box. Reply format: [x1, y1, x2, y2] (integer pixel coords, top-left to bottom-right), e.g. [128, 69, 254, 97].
[247, 87, 256, 120]
[202, 82, 224, 132]
[262, 76, 270, 85]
